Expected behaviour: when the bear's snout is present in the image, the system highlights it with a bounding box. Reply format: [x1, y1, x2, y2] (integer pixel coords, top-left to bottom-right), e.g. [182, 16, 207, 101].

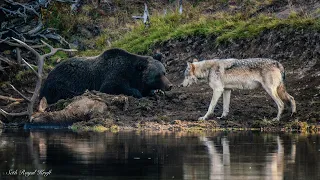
[161, 75, 173, 91]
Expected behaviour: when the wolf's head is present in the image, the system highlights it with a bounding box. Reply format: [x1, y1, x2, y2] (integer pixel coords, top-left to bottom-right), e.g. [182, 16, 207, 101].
[182, 62, 198, 87]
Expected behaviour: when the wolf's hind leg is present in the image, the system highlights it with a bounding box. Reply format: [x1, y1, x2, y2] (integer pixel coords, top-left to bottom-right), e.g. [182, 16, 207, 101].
[218, 90, 231, 119]
[288, 94, 296, 116]
[263, 85, 284, 121]
[277, 83, 296, 115]
[199, 88, 223, 120]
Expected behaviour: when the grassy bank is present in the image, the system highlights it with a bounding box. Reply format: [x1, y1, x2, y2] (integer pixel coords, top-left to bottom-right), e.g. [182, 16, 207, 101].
[69, 119, 319, 133]
[42, 1, 320, 57]
[111, 12, 319, 54]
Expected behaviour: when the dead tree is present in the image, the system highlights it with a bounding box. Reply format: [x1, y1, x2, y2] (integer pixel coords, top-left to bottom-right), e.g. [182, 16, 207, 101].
[0, 0, 75, 46]
[0, 38, 76, 121]
[132, 3, 150, 27]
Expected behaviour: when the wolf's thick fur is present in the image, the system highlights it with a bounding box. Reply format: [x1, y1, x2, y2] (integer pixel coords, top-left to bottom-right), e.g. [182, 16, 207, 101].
[182, 58, 296, 121]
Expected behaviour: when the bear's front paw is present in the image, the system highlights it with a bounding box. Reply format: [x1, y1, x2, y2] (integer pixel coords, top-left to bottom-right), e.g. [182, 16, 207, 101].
[198, 116, 207, 121]
[152, 89, 165, 96]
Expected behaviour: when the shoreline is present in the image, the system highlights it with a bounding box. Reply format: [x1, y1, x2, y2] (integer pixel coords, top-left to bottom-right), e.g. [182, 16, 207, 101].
[3, 119, 319, 134]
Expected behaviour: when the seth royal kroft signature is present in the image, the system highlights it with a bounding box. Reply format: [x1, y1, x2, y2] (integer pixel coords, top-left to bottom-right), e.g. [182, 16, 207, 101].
[5, 169, 52, 177]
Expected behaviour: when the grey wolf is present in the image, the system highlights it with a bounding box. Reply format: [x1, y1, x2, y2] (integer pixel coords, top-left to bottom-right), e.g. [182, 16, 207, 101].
[40, 48, 172, 104]
[182, 58, 296, 121]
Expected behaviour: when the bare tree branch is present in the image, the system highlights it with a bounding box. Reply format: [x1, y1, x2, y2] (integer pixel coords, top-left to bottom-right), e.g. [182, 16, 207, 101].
[25, 89, 34, 94]
[21, 58, 39, 78]
[9, 84, 31, 102]
[0, 95, 24, 102]
[0, 37, 8, 43]
[4, 0, 40, 18]
[0, 54, 17, 66]
[1, 38, 77, 121]
[1, 0, 72, 46]
[41, 40, 77, 59]
[0, 0, 78, 121]
[0, 39, 46, 49]
[8, 28, 27, 41]
[0, 6, 27, 18]
[26, 20, 43, 35]
[12, 38, 40, 59]
[0, 109, 28, 117]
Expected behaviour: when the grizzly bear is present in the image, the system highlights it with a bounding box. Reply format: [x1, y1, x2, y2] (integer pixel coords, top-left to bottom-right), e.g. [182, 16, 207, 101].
[40, 48, 172, 104]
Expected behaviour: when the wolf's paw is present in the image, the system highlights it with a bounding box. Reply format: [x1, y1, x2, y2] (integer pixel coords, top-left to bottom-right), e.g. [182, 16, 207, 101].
[272, 117, 280, 121]
[198, 116, 207, 121]
[217, 115, 227, 120]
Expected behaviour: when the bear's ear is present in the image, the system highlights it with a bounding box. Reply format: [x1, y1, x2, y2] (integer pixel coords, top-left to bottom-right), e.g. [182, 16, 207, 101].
[153, 53, 162, 62]
[153, 49, 163, 62]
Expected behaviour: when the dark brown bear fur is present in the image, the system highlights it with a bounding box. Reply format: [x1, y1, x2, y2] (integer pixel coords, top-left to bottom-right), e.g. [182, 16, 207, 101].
[40, 48, 172, 104]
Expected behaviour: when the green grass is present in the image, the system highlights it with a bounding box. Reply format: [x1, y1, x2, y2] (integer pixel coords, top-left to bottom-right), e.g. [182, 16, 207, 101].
[111, 11, 318, 54]
[70, 124, 119, 133]
[49, 51, 69, 62]
[70, 125, 109, 132]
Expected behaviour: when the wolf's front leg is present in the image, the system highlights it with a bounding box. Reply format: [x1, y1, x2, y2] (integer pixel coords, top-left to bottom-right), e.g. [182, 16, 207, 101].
[199, 89, 223, 120]
[219, 90, 231, 119]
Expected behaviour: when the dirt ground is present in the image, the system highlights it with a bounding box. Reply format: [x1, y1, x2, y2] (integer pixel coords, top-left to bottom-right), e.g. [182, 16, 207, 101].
[152, 29, 320, 129]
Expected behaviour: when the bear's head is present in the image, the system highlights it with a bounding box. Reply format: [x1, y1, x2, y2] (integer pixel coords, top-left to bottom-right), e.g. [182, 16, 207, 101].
[102, 48, 172, 96]
[141, 58, 173, 95]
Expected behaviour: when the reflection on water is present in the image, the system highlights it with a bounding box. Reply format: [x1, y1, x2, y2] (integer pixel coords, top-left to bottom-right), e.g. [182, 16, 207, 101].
[0, 130, 319, 180]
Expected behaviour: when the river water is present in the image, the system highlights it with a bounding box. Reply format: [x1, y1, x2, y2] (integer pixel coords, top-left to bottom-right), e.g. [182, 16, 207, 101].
[0, 130, 319, 180]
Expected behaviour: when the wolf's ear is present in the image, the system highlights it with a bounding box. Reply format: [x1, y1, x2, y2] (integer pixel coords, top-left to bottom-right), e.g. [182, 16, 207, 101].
[193, 58, 198, 62]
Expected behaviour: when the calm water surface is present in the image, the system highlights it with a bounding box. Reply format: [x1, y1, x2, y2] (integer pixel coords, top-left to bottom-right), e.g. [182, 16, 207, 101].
[0, 130, 319, 180]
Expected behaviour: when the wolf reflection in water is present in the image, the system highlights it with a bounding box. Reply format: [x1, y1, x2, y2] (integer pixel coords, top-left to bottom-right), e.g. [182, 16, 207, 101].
[197, 136, 293, 180]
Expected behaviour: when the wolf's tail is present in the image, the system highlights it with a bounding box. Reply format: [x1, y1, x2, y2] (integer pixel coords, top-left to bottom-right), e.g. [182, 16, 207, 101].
[277, 82, 296, 115]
